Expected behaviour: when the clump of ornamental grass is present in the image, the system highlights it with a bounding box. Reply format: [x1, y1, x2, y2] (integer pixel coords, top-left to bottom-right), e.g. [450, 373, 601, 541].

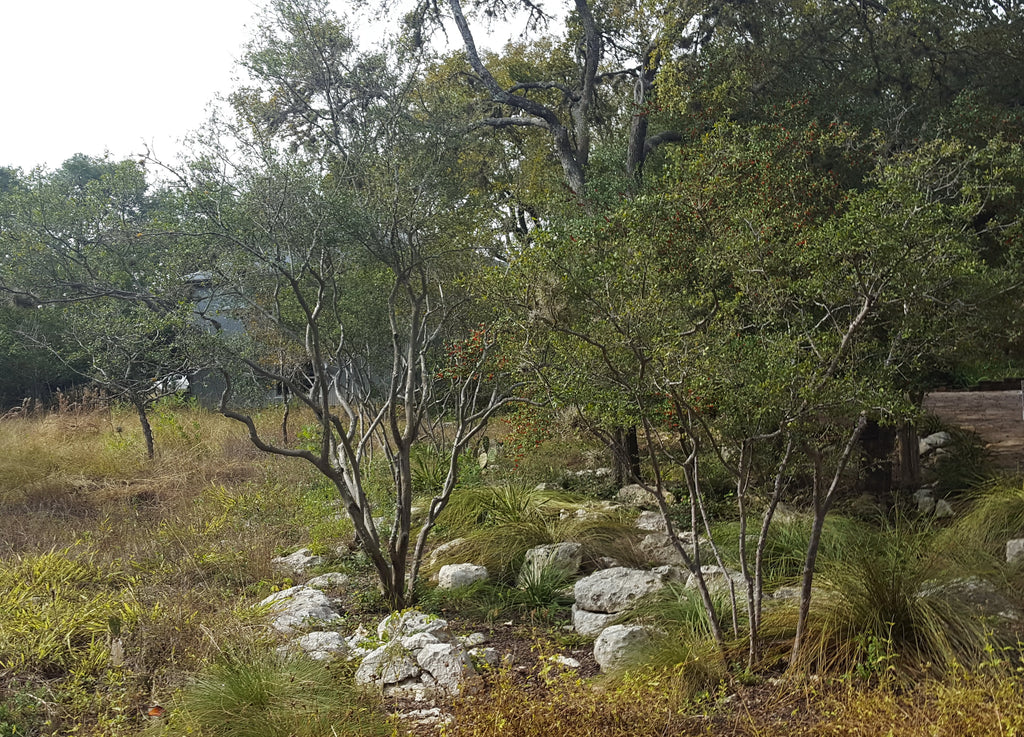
[779, 524, 995, 679]
[613, 583, 729, 695]
[156, 647, 389, 737]
[710, 513, 872, 591]
[419, 567, 575, 623]
[934, 476, 1024, 563]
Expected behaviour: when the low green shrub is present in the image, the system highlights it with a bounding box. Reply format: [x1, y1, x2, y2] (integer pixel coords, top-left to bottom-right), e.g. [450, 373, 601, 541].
[0, 549, 139, 678]
[929, 427, 993, 495]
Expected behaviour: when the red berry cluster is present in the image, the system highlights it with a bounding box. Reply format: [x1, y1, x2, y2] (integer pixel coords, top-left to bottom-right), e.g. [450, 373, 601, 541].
[505, 404, 554, 467]
[436, 324, 508, 383]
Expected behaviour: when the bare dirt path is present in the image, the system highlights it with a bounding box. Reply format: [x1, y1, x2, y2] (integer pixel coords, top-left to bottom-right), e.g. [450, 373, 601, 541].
[923, 389, 1024, 472]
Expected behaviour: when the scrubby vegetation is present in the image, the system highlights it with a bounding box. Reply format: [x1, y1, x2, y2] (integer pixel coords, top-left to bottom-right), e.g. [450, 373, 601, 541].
[0, 400, 1023, 736]
[2, 0, 1023, 731]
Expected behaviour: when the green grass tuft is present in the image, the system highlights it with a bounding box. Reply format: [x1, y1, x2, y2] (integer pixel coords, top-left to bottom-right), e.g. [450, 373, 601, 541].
[157, 648, 388, 737]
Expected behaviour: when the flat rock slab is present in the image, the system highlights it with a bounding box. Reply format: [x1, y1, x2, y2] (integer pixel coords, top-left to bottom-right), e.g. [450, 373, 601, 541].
[574, 567, 670, 614]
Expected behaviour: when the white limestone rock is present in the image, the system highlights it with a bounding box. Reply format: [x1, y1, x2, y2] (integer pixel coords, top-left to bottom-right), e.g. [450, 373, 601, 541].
[258, 586, 340, 634]
[459, 632, 488, 648]
[355, 642, 421, 688]
[305, 572, 349, 589]
[919, 432, 952, 456]
[416, 643, 480, 696]
[428, 538, 468, 568]
[594, 624, 652, 674]
[400, 632, 443, 651]
[545, 654, 581, 669]
[571, 604, 620, 637]
[377, 610, 451, 642]
[635, 511, 668, 533]
[383, 679, 434, 701]
[271, 548, 323, 574]
[639, 533, 687, 566]
[296, 631, 348, 661]
[616, 484, 676, 509]
[518, 542, 583, 586]
[438, 563, 489, 590]
[574, 567, 670, 614]
[684, 565, 745, 595]
[914, 487, 937, 515]
[1007, 538, 1024, 564]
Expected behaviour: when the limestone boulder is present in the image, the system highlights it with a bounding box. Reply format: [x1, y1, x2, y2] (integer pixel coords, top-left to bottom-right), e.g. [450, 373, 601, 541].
[355, 642, 421, 688]
[635, 511, 668, 533]
[428, 538, 468, 568]
[295, 631, 348, 661]
[258, 586, 340, 634]
[305, 572, 349, 589]
[594, 624, 652, 674]
[919, 432, 952, 456]
[571, 604, 619, 637]
[616, 484, 676, 509]
[377, 610, 451, 642]
[416, 643, 481, 696]
[518, 542, 583, 586]
[438, 563, 489, 590]
[914, 487, 937, 515]
[574, 567, 670, 614]
[355, 613, 479, 698]
[1007, 538, 1024, 564]
[639, 533, 687, 566]
[684, 565, 745, 595]
[458, 632, 488, 648]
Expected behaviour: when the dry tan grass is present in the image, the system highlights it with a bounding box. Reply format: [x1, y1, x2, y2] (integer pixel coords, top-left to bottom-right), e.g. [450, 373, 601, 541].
[0, 404, 356, 734]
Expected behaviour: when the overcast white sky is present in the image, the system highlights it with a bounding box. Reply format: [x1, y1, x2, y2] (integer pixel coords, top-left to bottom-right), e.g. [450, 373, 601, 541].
[1, 1, 270, 171]
[0, 1, 532, 174]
